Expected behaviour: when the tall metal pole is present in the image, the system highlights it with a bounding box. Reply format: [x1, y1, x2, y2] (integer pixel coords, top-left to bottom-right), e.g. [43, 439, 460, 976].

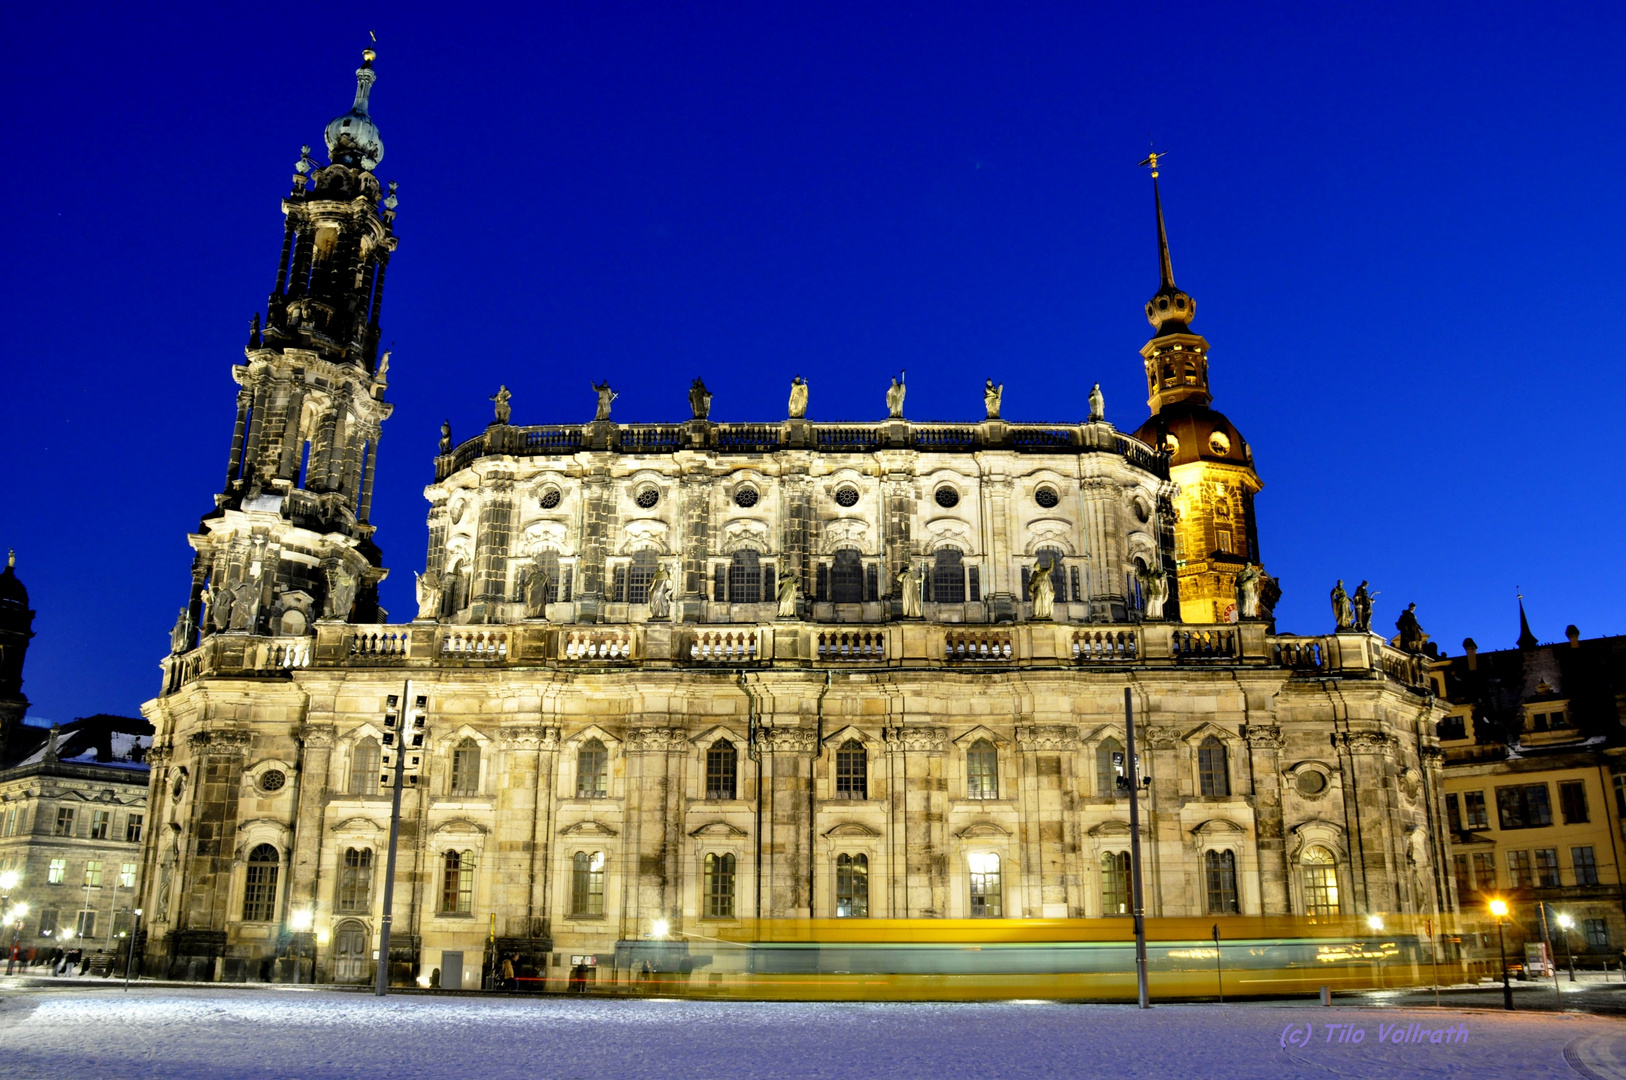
[123, 909, 141, 990]
[1539, 902, 1559, 1001]
[1124, 687, 1150, 1009]
[375, 679, 412, 997]
[1497, 916, 1513, 1010]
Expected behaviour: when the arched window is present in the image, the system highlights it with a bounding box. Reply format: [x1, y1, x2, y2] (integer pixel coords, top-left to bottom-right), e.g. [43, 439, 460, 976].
[337, 847, 373, 913]
[576, 739, 609, 799]
[703, 853, 736, 918]
[1301, 846, 1341, 916]
[966, 739, 998, 800]
[1198, 736, 1229, 797]
[835, 740, 867, 799]
[627, 548, 658, 605]
[450, 738, 480, 795]
[705, 740, 737, 801]
[836, 853, 869, 917]
[1205, 850, 1239, 914]
[441, 850, 473, 913]
[931, 548, 965, 604]
[968, 852, 1002, 917]
[242, 843, 279, 922]
[727, 549, 762, 604]
[571, 850, 605, 916]
[1097, 738, 1125, 797]
[1101, 851, 1131, 915]
[350, 736, 380, 796]
[830, 549, 865, 604]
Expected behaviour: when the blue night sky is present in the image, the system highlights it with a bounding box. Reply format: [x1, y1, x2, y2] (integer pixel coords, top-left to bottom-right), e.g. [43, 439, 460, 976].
[2, 2, 1622, 721]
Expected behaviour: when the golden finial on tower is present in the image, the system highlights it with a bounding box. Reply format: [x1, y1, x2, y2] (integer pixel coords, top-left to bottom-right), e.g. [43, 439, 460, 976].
[1137, 141, 1164, 179]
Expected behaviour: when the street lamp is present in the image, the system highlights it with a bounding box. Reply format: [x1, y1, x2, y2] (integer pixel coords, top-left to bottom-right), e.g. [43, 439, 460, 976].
[1556, 914, 1576, 983]
[1489, 898, 1513, 1010]
[288, 907, 314, 986]
[651, 919, 669, 938]
[0, 870, 17, 975]
[123, 908, 141, 990]
[5, 903, 26, 976]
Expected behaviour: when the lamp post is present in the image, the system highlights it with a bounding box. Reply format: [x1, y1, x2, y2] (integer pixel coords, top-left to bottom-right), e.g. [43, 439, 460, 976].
[288, 907, 313, 985]
[1556, 913, 1576, 983]
[1123, 687, 1150, 1010]
[1367, 915, 1385, 991]
[1489, 898, 1513, 1010]
[375, 681, 427, 998]
[123, 908, 141, 990]
[0, 870, 16, 974]
[7, 903, 26, 975]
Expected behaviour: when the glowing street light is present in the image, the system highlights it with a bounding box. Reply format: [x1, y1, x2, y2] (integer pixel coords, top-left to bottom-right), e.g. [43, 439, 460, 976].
[651, 919, 670, 938]
[1489, 898, 1513, 1010]
[288, 907, 314, 985]
[0, 871, 18, 975]
[1555, 913, 1577, 982]
[1367, 915, 1385, 932]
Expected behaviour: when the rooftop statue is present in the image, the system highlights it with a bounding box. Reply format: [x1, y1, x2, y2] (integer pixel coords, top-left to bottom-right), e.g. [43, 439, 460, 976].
[886, 371, 907, 419]
[788, 376, 808, 419]
[688, 378, 712, 421]
[592, 382, 617, 422]
[1394, 602, 1428, 654]
[1331, 579, 1354, 631]
[490, 385, 512, 425]
[1352, 579, 1376, 633]
[984, 379, 1003, 420]
[1089, 382, 1105, 422]
[1234, 563, 1261, 619]
[439, 419, 452, 454]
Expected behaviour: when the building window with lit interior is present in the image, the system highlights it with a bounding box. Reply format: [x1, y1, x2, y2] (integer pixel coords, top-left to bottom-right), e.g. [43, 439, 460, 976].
[242, 844, 279, 922]
[836, 854, 869, 917]
[836, 740, 867, 799]
[968, 852, 1002, 917]
[1197, 736, 1229, 797]
[706, 741, 737, 800]
[1205, 850, 1239, 914]
[1101, 851, 1130, 915]
[572, 851, 605, 916]
[337, 848, 373, 913]
[441, 850, 473, 914]
[1301, 846, 1340, 916]
[703, 853, 735, 918]
[966, 739, 998, 800]
[577, 739, 608, 798]
[47, 859, 65, 885]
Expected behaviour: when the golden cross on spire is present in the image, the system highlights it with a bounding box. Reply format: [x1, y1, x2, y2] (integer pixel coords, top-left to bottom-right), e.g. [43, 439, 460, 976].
[1137, 143, 1164, 179]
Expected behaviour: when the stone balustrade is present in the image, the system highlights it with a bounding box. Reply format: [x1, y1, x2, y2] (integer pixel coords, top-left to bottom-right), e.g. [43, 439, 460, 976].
[159, 620, 1434, 695]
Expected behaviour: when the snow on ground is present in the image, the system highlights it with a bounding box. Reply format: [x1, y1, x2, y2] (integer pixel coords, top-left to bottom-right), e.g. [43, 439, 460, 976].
[0, 988, 1622, 1080]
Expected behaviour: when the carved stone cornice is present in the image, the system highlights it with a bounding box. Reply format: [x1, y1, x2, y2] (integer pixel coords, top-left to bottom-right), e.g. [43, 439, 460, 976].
[762, 727, 817, 754]
[1016, 724, 1079, 752]
[1242, 724, 1285, 750]
[498, 724, 554, 751]
[147, 744, 174, 768]
[188, 730, 252, 756]
[299, 725, 337, 750]
[1143, 727, 1180, 751]
[1418, 744, 1445, 762]
[1337, 731, 1397, 754]
[624, 727, 689, 754]
[882, 726, 948, 754]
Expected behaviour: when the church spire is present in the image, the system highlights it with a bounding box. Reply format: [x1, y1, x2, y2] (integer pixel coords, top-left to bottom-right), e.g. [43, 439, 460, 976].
[1138, 150, 1196, 339]
[1517, 593, 1539, 650]
[1151, 156, 1176, 292]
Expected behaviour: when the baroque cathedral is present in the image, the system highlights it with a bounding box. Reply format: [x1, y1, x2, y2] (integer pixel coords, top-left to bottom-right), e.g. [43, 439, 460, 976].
[138, 52, 1452, 986]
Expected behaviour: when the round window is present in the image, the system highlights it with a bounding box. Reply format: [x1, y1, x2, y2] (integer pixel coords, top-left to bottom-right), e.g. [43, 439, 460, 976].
[1163, 433, 1180, 455]
[834, 486, 859, 508]
[734, 486, 759, 508]
[1208, 431, 1231, 455]
[1296, 770, 1327, 797]
[539, 488, 562, 510]
[1133, 498, 1151, 524]
[171, 776, 185, 803]
[259, 769, 287, 793]
[1034, 486, 1059, 509]
[934, 486, 960, 509]
[635, 488, 660, 510]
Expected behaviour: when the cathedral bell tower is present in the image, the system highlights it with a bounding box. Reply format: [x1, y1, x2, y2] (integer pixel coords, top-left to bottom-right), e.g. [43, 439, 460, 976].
[1131, 156, 1268, 625]
[179, 50, 399, 650]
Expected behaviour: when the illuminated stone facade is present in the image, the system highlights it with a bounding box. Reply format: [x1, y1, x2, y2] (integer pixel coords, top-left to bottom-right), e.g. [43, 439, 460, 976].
[137, 54, 1452, 988]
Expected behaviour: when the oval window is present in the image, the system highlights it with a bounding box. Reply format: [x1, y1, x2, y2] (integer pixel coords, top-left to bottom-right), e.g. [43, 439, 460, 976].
[635, 488, 660, 510]
[934, 486, 960, 509]
[834, 486, 859, 508]
[1296, 770, 1328, 796]
[539, 488, 562, 510]
[734, 486, 759, 508]
[259, 769, 287, 793]
[1034, 486, 1059, 509]
[1208, 431, 1231, 455]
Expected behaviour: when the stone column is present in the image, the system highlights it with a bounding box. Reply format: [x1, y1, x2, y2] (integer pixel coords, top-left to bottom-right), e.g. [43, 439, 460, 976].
[622, 727, 687, 937]
[678, 471, 712, 621]
[1243, 723, 1289, 914]
[886, 726, 949, 917]
[180, 730, 252, 936]
[1144, 725, 1181, 917]
[1336, 731, 1400, 915]
[762, 726, 815, 918]
[1016, 724, 1079, 918]
[497, 725, 548, 937]
[288, 725, 335, 919]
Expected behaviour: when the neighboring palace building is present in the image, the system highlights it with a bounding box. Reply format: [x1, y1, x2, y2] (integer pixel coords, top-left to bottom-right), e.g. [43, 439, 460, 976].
[1435, 610, 1626, 968]
[138, 52, 1451, 987]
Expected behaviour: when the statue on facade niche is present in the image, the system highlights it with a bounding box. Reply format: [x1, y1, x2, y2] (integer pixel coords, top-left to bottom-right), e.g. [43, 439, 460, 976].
[490, 385, 512, 425]
[1089, 383, 1105, 423]
[439, 420, 452, 454]
[325, 565, 359, 621]
[886, 371, 907, 419]
[414, 571, 443, 621]
[647, 563, 673, 620]
[1331, 579, 1354, 630]
[376, 350, 390, 381]
[592, 381, 617, 422]
[1394, 602, 1428, 654]
[169, 608, 193, 654]
[1352, 580, 1376, 632]
[788, 376, 808, 419]
[984, 379, 1003, 420]
[1138, 562, 1168, 620]
[1234, 563, 1262, 619]
[896, 562, 923, 618]
[202, 584, 231, 633]
[1029, 562, 1055, 620]
[1259, 571, 1282, 618]
[228, 580, 262, 632]
[688, 378, 712, 421]
[523, 564, 551, 620]
[775, 570, 802, 619]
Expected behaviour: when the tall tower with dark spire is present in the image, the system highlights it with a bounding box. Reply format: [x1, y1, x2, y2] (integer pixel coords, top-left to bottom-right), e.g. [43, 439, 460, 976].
[0, 551, 35, 764]
[178, 50, 399, 650]
[1131, 155, 1267, 624]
